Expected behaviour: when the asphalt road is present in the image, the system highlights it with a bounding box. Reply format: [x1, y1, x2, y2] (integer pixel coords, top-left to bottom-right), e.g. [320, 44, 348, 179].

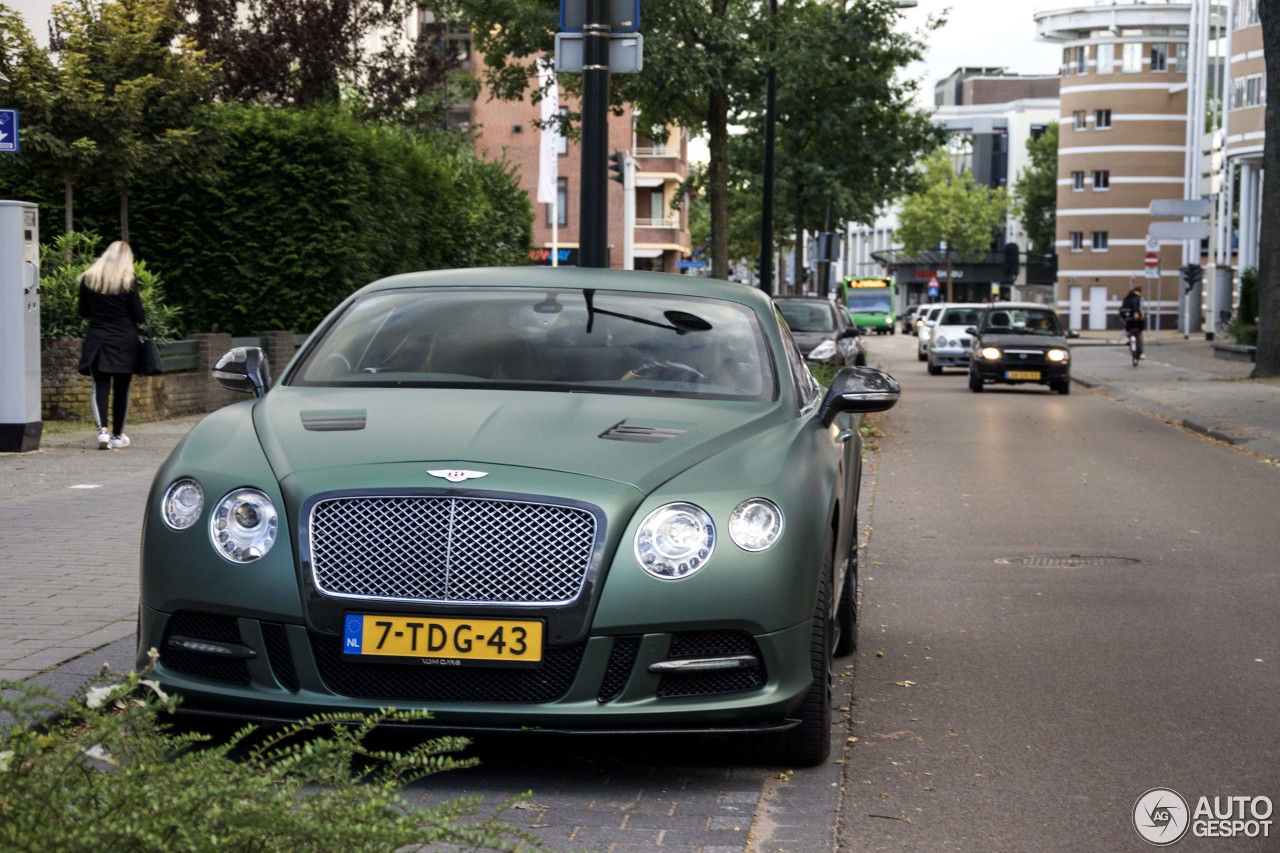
[841, 334, 1280, 852]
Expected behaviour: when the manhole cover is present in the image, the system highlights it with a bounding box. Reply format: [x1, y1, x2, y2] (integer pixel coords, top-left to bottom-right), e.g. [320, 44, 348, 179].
[995, 555, 1141, 568]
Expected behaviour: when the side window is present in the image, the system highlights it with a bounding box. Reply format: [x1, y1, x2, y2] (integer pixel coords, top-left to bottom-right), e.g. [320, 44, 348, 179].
[775, 308, 822, 408]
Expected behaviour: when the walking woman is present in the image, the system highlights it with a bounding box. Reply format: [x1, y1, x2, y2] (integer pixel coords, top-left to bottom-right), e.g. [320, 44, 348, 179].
[77, 241, 148, 449]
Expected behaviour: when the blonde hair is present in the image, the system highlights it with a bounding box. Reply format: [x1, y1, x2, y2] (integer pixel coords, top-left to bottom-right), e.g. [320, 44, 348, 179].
[79, 241, 136, 295]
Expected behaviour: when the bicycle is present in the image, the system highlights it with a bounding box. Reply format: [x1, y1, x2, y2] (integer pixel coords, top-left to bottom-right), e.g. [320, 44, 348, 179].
[1215, 308, 1234, 337]
[1128, 326, 1143, 366]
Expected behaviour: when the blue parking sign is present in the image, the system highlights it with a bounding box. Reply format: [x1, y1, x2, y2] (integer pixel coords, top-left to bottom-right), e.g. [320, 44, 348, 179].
[0, 110, 18, 153]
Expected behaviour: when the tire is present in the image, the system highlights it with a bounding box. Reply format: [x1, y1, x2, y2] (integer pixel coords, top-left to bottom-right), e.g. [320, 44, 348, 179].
[927, 361, 943, 376]
[771, 551, 832, 767]
[855, 353, 866, 367]
[917, 347, 926, 362]
[835, 535, 857, 656]
[1055, 378, 1070, 395]
[969, 369, 984, 392]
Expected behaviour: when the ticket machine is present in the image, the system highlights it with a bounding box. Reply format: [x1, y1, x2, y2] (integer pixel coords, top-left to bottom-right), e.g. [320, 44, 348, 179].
[0, 200, 41, 452]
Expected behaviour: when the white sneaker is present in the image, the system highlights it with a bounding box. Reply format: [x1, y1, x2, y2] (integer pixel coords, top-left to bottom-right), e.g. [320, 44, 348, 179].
[96, 428, 110, 450]
[109, 433, 130, 449]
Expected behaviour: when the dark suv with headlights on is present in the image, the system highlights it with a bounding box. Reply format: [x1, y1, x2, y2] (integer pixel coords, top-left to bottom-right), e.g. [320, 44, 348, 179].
[967, 302, 1072, 395]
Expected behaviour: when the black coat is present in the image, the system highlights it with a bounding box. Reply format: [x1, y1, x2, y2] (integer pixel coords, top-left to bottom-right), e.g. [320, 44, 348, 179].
[77, 282, 147, 375]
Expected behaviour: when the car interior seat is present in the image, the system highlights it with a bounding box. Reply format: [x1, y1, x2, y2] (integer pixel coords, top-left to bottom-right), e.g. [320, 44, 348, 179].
[988, 311, 1011, 330]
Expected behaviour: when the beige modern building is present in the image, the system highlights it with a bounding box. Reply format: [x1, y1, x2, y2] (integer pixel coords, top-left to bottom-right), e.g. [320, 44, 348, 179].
[1035, 1, 1212, 331]
[1220, 0, 1264, 276]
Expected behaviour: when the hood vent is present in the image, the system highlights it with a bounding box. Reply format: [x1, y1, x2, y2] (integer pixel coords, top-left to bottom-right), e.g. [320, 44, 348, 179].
[600, 423, 686, 443]
[301, 410, 367, 432]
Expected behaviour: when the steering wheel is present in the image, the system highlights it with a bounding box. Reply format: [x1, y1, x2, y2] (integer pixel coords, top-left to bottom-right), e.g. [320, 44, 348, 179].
[622, 360, 707, 383]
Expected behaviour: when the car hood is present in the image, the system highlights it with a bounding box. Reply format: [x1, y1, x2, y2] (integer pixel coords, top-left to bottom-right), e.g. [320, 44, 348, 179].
[977, 332, 1069, 348]
[789, 330, 834, 353]
[252, 385, 785, 495]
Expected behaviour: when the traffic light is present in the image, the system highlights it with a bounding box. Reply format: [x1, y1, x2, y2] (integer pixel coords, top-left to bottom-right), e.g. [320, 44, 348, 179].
[1002, 243, 1020, 281]
[1182, 264, 1203, 294]
[608, 151, 625, 185]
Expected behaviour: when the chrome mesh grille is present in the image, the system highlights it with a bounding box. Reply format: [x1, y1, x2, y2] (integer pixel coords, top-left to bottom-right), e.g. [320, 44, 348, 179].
[309, 495, 597, 604]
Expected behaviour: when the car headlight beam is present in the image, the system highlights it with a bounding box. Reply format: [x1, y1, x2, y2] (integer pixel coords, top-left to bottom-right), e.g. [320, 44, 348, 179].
[1047, 348, 1069, 363]
[162, 478, 204, 530]
[634, 502, 715, 580]
[210, 488, 279, 563]
[979, 346, 1002, 360]
[729, 498, 784, 552]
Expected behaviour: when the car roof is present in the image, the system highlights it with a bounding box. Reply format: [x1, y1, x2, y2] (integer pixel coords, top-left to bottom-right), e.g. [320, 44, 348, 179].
[980, 302, 1060, 312]
[361, 266, 774, 312]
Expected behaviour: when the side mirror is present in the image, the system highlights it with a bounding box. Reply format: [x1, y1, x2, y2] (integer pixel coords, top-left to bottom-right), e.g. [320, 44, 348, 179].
[965, 326, 978, 336]
[1067, 329, 1081, 339]
[213, 347, 271, 398]
[840, 327, 860, 339]
[818, 366, 900, 427]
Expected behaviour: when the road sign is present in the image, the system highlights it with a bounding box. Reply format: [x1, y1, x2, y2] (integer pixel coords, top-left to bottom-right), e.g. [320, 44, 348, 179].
[0, 110, 19, 153]
[1147, 220, 1211, 241]
[554, 33, 644, 73]
[676, 260, 706, 270]
[1145, 234, 1160, 253]
[1150, 198, 1212, 218]
[927, 274, 939, 298]
[560, 0, 639, 33]
[1144, 252, 1159, 269]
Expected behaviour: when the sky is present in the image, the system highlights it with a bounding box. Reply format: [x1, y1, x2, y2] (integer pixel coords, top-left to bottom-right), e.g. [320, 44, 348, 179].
[901, 0, 1065, 107]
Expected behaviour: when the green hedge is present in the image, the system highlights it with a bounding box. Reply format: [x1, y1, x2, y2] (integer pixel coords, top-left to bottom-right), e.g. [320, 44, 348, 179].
[2, 105, 534, 336]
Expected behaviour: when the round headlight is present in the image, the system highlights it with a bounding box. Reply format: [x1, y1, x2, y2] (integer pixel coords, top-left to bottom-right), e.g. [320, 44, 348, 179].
[210, 488, 279, 563]
[980, 346, 1002, 360]
[162, 478, 204, 530]
[1046, 348, 1069, 363]
[634, 502, 715, 579]
[934, 334, 949, 348]
[729, 498, 784, 552]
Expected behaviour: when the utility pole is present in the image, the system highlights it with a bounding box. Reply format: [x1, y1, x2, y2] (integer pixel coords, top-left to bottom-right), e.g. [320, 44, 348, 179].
[578, 0, 611, 268]
[759, 0, 778, 295]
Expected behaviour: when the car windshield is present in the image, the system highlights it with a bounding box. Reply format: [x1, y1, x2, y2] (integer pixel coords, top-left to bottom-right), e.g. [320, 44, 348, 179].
[981, 307, 1063, 336]
[939, 308, 981, 326]
[847, 294, 891, 313]
[291, 287, 775, 401]
[777, 302, 836, 332]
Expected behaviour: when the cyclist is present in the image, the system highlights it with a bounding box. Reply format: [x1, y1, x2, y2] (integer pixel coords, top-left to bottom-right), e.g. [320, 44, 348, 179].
[1119, 285, 1146, 364]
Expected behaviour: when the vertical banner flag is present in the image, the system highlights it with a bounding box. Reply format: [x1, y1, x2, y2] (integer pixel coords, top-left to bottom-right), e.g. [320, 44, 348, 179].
[537, 65, 560, 204]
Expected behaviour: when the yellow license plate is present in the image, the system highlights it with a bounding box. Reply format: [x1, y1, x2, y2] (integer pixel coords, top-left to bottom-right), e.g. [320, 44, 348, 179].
[1006, 370, 1041, 380]
[343, 614, 543, 665]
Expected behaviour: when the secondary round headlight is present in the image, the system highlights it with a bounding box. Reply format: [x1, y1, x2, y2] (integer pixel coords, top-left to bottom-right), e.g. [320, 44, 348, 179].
[1046, 348, 1069, 363]
[634, 502, 715, 579]
[161, 478, 204, 530]
[729, 498, 784, 552]
[980, 346, 1002, 360]
[209, 488, 279, 563]
[934, 334, 949, 348]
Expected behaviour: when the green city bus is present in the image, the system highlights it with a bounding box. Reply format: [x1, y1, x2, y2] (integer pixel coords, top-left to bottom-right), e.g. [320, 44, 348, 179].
[844, 276, 896, 335]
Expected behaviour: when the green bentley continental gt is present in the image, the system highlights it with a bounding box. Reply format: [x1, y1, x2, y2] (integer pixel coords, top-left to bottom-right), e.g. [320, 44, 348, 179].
[139, 267, 899, 766]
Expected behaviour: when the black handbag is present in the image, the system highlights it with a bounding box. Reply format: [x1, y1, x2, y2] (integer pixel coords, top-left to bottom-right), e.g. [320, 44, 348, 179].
[136, 337, 165, 376]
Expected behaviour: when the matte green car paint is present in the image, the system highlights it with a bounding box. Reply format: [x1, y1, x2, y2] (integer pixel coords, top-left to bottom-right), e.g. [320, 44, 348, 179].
[137, 267, 888, 737]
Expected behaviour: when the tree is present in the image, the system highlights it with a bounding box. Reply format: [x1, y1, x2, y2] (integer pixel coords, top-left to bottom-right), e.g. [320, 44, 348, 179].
[729, 0, 942, 289]
[1013, 122, 1058, 256]
[0, 6, 103, 236]
[50, 0, 220, 241]
[1256, 0, 1279, 376]
[896, 146, 1009, 302]
[178, 0, 475, 129]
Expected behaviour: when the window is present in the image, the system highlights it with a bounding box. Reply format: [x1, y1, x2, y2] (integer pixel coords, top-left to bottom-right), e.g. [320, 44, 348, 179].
[1095, 109, 1113, 129]
[1232, 75, 1267, 109]
[1072, 171, 1085, 191]
[1091, 231, 1109, 251]
[1070, 232, 1084, 252]
[1151, 43, 1168, 72]
[545, 177, 568, 227]
[1076, 46, 1088, 74]
[1122, 43, 1143, 72]
[1235, 0, 1260, 28]
[1063, 47, 1073, 74]
[1074, 110, 1087, 130]
[1092, 170, 1110, 190]
[555, 108, 568, 155]
[1174, 43, 1188, 73]
[1097, 43, 1114, 74]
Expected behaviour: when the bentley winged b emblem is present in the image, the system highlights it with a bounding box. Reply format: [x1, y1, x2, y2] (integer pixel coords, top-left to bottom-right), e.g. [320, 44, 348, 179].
[428, 469, 489, 484]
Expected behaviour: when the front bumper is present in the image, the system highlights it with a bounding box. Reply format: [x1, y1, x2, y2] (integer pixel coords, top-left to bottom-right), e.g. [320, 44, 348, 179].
[138, 604, 816, 734]
[929, 348, 970, 367]
[970, 359, 1069, 386]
